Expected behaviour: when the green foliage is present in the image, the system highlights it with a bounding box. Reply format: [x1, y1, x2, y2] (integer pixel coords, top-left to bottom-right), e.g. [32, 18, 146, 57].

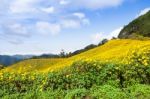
[119, 11, 150, 39]
[126, 84, 150, 99]
[65, 89, 88, 99]
[0, 59, 150, 98]
[90, 85, 128, 99]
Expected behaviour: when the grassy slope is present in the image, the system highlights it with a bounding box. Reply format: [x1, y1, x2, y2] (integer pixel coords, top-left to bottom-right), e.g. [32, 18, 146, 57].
[3, 39, 150, 73]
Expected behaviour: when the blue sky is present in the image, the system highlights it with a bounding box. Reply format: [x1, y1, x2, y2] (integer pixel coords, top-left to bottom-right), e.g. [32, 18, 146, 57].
[0, 0, 150, 55]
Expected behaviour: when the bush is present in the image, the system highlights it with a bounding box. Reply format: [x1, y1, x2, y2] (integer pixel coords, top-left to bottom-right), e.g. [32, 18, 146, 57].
[90, 85, 128, 99]
[0, 58, 150, 98]
[126, 84, 150, 99]
[65, 89, 88, 99]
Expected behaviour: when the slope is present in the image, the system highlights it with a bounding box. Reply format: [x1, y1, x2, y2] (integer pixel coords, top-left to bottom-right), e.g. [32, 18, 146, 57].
[118, 11, 150, 38]
[2, 39, 150, 73]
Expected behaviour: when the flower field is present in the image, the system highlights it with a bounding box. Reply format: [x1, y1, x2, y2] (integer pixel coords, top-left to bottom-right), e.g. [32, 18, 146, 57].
[2, 39, 150, 73]
[0, 39, 150, 98]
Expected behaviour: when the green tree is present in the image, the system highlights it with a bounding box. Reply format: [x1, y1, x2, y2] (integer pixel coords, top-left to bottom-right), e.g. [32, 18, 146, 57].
[60, 49, 66, 58]
[98, 39, 108, 46]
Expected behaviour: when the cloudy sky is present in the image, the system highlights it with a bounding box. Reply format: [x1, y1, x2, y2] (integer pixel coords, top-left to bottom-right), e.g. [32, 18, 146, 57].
[0, 0, 150, 55]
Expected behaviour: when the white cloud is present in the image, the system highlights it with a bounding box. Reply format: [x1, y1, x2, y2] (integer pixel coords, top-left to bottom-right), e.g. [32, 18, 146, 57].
[73, 12, 90, 25]
[61, 19, 81, 28]
[0, 22, 31, 45]
[7, 0, 91, 36]
[137, 7, 150, 17]
[9, 0, 38, 14]
[7, 0, 123, 37]
[0, 0, 125, 47]
[73, 12, 85, 19]
[91, 27, 123, 44]
[9, 0, 125, 13]
[60, 18, 90, 29]
[60, 0, 69, 5]
[35, 16, 89, 35]
[36, 21, 61, 35]
[8, 23, 27, 35]
[4, 23, 30, 37]
[70, 0, 124, 9]
[60, 12, 89, 29]
[41, 6, 55, 14]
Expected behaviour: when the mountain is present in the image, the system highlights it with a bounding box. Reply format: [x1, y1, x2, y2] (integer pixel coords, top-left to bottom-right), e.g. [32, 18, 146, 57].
[118, 11, 150, 39]
[13, 55, 34, 59]
[3, 39, 150, 73]
[32, 54, 60, 59]
[0, 55, 34, 66]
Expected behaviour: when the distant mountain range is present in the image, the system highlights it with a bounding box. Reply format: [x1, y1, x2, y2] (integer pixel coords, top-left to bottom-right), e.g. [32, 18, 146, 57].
[0, 55, 34, 66]
[0, 54, 62, 66]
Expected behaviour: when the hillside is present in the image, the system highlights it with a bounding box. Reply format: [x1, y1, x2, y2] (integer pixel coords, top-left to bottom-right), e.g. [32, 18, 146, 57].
[118, 11, 150, 38]
[3, 39, 150, 73]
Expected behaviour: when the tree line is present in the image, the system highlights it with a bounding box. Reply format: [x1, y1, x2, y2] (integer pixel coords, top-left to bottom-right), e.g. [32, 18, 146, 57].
[32, 38, 110, 59]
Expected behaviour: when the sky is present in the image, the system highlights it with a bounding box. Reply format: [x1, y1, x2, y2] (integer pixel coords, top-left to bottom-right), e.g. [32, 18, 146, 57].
[0, 0, 150, 55]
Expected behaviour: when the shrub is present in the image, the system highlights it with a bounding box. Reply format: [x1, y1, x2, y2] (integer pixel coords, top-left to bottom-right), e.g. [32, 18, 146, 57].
[0, 58, 150, 98]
